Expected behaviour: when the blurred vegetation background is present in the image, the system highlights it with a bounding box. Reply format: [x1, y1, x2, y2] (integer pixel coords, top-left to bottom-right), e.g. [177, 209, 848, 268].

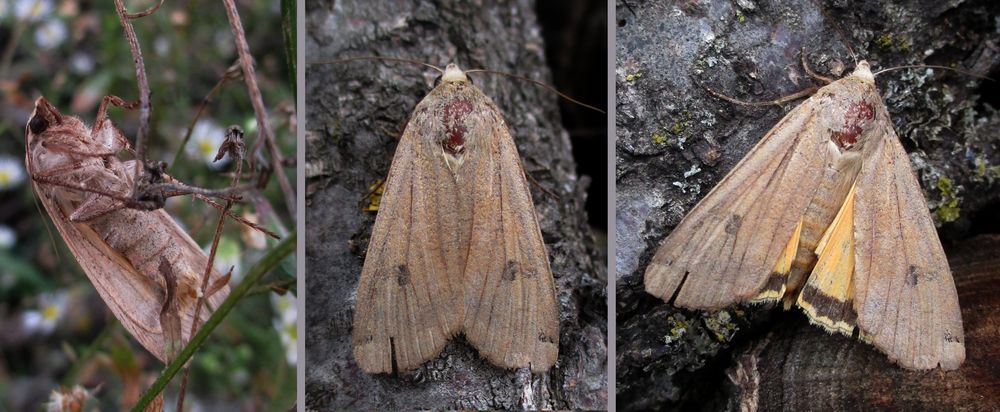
[0, 0, 296, 410]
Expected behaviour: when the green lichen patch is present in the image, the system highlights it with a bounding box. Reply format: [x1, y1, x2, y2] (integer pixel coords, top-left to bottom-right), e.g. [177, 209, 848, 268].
[702, 310, 738, 342]
[873, 32, 911, 52]
[935, 176, 961, 222]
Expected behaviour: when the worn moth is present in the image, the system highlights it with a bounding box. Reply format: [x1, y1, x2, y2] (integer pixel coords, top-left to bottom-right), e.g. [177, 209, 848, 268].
[25, 96, 231, 363]
[644, 61, 965, 370]
[351, 63, 560, 373]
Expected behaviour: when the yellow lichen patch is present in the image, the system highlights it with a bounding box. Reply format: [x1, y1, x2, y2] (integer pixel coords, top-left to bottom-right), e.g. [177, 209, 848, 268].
[362, 179, 385, 212]
[798, 181, 856, 335]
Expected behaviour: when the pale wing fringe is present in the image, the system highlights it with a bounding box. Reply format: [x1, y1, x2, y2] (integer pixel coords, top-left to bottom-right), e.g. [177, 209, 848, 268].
[853, 118, 965, 370]
[645, 101, 830, 309]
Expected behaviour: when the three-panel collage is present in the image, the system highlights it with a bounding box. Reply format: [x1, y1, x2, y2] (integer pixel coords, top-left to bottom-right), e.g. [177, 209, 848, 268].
[1, 0, 998, 410]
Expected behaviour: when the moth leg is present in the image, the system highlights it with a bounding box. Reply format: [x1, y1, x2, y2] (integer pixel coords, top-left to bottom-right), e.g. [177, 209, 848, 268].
[698, 81, 819, 107]
[93, 95, 139, 136]
[800, 48, 835, 84]
[796, 181, 858, 336]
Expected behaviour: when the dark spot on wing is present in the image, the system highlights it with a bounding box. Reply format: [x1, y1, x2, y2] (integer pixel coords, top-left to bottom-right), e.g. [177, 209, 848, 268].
[906, 265, 918, 286]
[396, 265, 410, 286]
[725, 214, 742, 235]
[503, 261, 519, 281]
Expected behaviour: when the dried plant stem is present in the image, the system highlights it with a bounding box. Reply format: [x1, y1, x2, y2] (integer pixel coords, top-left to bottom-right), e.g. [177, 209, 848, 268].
[112, 0, 152, 186]
[176, 129, 246, 411]
[222, 0, 296, 216]
[131, 233, 296, 412]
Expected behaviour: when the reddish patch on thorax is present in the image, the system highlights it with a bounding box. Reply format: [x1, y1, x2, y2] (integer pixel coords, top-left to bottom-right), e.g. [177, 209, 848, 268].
[442, 99, 473, 155]
[832, 101, 874, 149]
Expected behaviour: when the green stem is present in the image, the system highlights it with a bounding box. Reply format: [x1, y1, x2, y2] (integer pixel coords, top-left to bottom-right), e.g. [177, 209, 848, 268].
[131, 232, 296, 411]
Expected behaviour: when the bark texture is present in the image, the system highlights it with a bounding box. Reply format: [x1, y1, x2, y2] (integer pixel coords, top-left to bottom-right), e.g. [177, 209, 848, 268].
[729, 235, 1000, 411]
[304, 0, 607, 409]
[616, 0, 1000, 410]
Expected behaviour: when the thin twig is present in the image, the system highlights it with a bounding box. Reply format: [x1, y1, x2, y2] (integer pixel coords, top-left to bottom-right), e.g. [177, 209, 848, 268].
[125, 0, 164, 18]
[131, 233, 296, 412]
[222, 0, 296, 216]
[112, 0, 152, 193]
[176, 127, 246, 411]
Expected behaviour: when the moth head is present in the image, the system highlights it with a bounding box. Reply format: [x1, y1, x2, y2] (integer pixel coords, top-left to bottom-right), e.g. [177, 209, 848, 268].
[26, 96, 64, 138]
[440, 63, 469, 84]
[851, 61, 875, 85]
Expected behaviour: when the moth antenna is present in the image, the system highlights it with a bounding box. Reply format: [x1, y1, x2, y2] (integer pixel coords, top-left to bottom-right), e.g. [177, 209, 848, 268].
[464, 69, 606, 114]
[873, 64, 993, 81]
[307, 56, 444, 73]
[812, 0, 857, 65]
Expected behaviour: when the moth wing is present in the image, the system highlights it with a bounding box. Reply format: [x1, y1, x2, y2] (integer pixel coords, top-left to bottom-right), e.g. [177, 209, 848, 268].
[33, 183, 163, 360]
[645, 100, 831, 308]
[462, 107, 559, 373]
[352, 118, 466, 373]
[853, 121, 964, 370]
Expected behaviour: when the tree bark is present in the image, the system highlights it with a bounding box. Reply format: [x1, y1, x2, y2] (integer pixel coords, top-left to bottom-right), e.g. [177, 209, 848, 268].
[616, 0, 1000, 410]
[304, 0, 607, 409]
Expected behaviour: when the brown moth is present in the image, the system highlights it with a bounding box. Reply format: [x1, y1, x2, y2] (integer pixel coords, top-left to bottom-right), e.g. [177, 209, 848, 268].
[25, 96, 231, 363]
[352, 63, 560, 373]
[644, 61, 965, 370]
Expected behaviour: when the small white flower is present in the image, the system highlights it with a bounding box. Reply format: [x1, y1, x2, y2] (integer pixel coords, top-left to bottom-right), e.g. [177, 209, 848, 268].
[69, 52, 95, 74]
[271, 293, 297, 365]
[12, 0, 52, 21]
[185, 120, 230, 169]
[0, 225, 15, 248]
[243, 117, 258, 134]
[33, 18, 66, 50]
[0, 155, 26, 190]
[153, 36, 169, 57]
[22, 291, 67, 334]
[46, 385, 93, 412]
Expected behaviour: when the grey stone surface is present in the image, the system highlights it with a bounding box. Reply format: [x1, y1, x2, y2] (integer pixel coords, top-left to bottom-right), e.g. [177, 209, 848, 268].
[303, 0, 607, 409]
[616, 0, 1000, 409]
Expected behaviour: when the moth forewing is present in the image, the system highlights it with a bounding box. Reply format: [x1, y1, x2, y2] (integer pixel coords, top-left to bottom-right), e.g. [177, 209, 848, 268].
[852, 114, 964, 370]
[25, 96, 231, 363]
[352, 64, 560, 373]
[645, 62, 965, 370]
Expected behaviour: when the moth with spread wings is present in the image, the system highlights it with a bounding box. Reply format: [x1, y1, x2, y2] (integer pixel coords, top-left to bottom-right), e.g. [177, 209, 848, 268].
[644, 62, 964, 370]
[351, 64, 560, 374]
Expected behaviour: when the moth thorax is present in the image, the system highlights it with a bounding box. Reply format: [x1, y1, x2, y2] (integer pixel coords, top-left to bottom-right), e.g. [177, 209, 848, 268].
[441, 99, 473, 157]
[830, 100, 874, 152]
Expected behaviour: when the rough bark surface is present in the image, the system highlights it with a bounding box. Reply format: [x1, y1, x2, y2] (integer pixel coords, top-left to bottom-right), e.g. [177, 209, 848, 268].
[729, 235, 1000, 411]
[616, 0, 1000, 410]
[304, 0, 607, 409]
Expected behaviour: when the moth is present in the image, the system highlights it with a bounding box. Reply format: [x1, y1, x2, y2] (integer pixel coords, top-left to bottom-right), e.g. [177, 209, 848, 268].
[25, 96, 231, 363]
[351, 63, 560, 373]
[644, 61, 965, 370]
